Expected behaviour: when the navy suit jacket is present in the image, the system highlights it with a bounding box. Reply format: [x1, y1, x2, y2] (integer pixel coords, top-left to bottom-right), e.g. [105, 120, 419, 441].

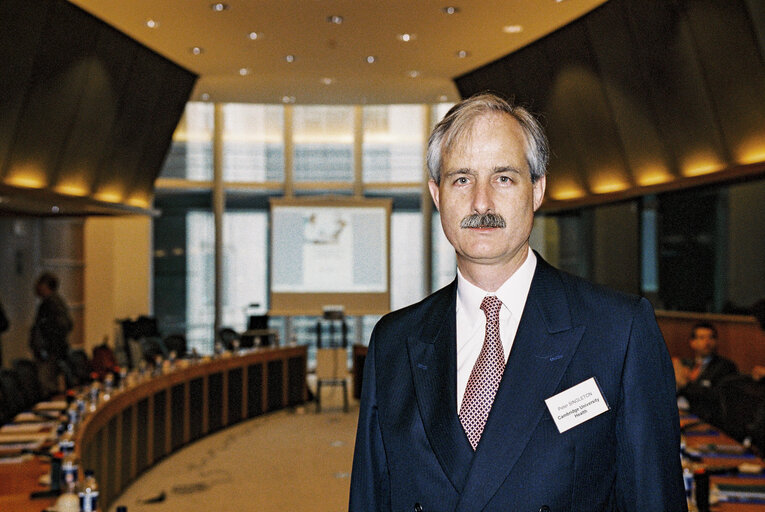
[350, 256, 687, 512]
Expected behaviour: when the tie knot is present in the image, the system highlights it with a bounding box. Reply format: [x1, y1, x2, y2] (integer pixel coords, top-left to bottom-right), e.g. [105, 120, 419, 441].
[480, 295, 502, 322]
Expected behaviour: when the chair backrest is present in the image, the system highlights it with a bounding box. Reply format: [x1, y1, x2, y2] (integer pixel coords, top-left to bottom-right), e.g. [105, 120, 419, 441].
[163, 334, 187, 358]
[13, 359, 46, 404]
[65, 349, 92, 387]
[315, 347, 347, 380]
[91, 344, 118, 379]
[715, 375, 765, 443]
[0, 369, 28, 415]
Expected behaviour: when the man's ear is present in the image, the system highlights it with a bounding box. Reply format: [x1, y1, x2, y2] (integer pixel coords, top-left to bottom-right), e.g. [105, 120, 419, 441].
[532, 174, 546, 212]
[428, 179, 441, 211]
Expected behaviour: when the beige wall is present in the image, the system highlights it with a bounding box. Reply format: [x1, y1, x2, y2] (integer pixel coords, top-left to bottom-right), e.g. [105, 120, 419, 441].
[84, 216, 152, 352]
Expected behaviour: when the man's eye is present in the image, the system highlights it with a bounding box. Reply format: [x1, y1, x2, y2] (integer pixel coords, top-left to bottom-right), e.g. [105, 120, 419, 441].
[455, 177, 469, 184]
[498, 176, 511, 183]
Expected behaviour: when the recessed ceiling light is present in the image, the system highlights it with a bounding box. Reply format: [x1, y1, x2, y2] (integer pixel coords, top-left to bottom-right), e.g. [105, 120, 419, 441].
[51, 206, 60, 214]
[190, 47, 204, 55]
[503, 25, 523, 34]
[456, 50, 469, 58]
[285, 54, 295, 63]
[407, 70, 420, 78]
[146, 19, 159, 29]
[439, 95, 449, 102]
[239, 68, 251, 76]
[441, 6, 460, 14]
[211, 3, 229, 12]
[282, 96, 296, 104]
[366, 55, 376, 64]
[248, 32, 260, 40]
[326, 15, 344, 24]
[201, 93, 210, 101]
[320, 77, 334, 85]
[397, 33, 416, 42]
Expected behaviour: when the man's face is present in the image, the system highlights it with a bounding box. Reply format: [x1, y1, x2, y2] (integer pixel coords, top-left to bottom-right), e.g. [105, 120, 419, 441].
[690, 327, 717, 357]
[428, 113, 545, 272]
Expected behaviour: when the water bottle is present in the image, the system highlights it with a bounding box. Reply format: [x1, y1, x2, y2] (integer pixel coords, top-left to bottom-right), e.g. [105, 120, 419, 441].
[77, 469, 100, 512]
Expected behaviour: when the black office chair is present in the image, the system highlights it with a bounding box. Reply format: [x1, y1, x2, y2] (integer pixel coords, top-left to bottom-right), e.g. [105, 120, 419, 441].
[218, 327, 240, 350]
[0, 369, 28, 417]
[13, 359, 46, 404]
[163, 334, 187, 358]
[714, 375, 765, 446]
[63, 349, 92, 388]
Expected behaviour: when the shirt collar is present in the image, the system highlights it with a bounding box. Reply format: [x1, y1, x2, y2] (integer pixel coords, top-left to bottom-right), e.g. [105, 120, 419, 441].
[456, 248, 537, 321]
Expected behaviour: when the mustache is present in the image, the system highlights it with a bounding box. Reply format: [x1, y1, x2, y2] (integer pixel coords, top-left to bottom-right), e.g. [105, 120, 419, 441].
[460, 212, 506, 229]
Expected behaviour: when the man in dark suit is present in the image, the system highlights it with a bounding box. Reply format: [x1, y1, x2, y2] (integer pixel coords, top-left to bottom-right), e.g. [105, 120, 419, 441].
[674, 322, 738, 421]
[349, 93, 687, 511]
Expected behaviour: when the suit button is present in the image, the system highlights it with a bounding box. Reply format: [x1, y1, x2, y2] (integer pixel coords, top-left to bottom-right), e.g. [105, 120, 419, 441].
[414, 504, 423, 512]
[539, 506, 551, 512]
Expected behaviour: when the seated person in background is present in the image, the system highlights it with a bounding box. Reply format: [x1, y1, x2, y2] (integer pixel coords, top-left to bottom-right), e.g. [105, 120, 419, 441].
[673, 322, 738, 419]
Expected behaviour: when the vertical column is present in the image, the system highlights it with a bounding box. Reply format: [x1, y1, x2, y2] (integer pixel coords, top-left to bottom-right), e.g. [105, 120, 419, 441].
[283, 105, 294, 198]
[353, 105, 364, 198]
[421, 104, 433, 294]
[213, 103, 225, 336]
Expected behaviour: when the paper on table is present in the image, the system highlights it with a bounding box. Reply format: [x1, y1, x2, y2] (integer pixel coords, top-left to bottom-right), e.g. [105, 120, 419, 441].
[33, 401, 68, 411]
[0, 422, 54, 434]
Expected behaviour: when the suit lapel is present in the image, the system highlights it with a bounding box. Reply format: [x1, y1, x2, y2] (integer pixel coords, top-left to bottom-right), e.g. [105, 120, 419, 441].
[407, 281, 475, 493]
[456, 257, 585, 512]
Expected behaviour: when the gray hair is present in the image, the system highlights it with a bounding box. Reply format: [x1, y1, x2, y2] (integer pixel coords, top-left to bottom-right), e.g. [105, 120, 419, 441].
[427, 93, 549, 184]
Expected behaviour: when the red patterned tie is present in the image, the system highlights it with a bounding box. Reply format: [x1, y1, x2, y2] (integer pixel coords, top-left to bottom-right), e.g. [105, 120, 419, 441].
[459, 295, 505, 450]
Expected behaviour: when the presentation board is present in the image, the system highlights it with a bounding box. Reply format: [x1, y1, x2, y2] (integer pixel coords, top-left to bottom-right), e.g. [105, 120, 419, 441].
[269, 197, 391, 315]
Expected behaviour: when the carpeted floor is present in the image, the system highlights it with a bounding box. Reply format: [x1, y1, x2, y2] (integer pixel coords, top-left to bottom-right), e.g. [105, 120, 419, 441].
[108, 381, 358, 512]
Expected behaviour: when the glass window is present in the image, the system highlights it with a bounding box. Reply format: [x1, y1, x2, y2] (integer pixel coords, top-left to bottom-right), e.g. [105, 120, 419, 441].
[186, 211, 215, 353]
[362, 105, 425, 183]
[222, 104, 284, 182]
[431, 211, 456, 291]
[160, 102, 214, 180]
[391, 211, 424, 309]
[221, 211, 268, 331]
[293, 105, 354, 182]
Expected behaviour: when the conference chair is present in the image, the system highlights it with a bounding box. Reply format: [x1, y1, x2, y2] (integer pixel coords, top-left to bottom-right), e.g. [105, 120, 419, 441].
[13, 359, 46, 404]
[63, 349, 92, 388]
[218, 327, 240, 350]
[0, 369, 27, 417]
[714, 375, 765, 449]
[163, 334, 187, 359]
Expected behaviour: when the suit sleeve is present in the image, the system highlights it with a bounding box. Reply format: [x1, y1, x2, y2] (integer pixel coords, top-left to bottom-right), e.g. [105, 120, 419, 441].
[614, 298, 688, 511]
[349, 331, 391, 512]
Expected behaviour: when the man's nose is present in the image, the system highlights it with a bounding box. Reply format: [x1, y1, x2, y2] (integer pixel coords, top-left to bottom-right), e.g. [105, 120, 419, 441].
[471, 181, 494, 213]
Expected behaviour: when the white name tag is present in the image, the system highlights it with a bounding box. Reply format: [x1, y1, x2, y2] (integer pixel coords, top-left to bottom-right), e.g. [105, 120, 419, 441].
[544, 377, 610, 433]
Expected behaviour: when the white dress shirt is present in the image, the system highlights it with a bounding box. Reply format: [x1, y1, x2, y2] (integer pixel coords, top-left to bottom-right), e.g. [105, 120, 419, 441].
[455, 248, 537, 412]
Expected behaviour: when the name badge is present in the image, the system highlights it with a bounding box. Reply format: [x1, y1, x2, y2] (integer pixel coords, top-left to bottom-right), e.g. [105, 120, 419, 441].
[545, 377, 610, 433]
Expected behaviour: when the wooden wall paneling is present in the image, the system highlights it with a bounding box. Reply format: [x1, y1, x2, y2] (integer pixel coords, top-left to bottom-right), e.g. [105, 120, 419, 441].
[105, 415, 119, 508]
[189, 377, 204, 441]
[170, 383, 185, 451]
[227, 367, 243, 425]
[247, 363, 264, 418]
[241, 365, 248, 420]
[267, 360, 283, 411]
[207, 372, 223, 432]
[123, 405, 134, 488]
[202, 373, 209, 435]
[656, 311, 765, 373]
[152, 390, 165, 463]
[136, 397, 149, 474]
[221, 369, 229, 428]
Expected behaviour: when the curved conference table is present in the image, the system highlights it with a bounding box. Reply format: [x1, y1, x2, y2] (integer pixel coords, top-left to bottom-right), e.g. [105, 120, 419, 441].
[3, 346, 307, 512]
